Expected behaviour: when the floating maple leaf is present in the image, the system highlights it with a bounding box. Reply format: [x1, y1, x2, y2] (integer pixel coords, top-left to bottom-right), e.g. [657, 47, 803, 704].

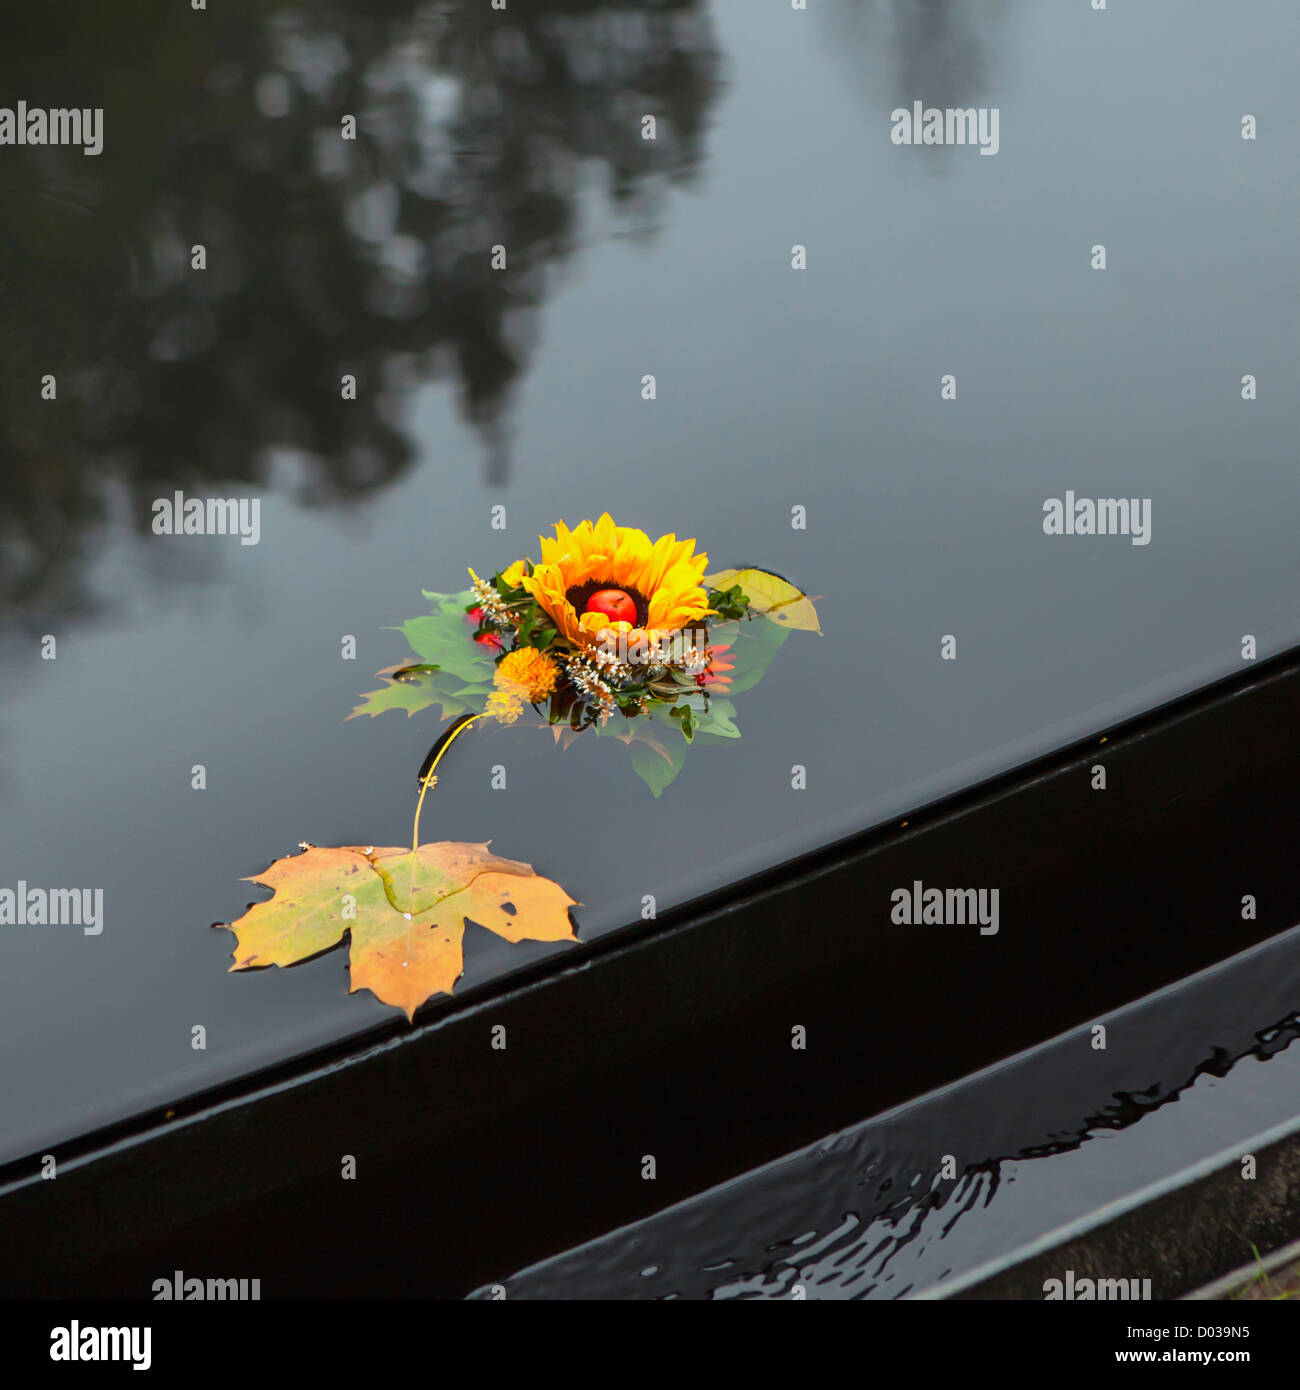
[220, 841, 578, 1020]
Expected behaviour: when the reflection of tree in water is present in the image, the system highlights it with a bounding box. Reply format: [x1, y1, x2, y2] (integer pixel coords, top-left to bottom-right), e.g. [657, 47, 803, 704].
[824, 0, 1009, 139]
[886, 0, 1006, 106]
[0, 0, 720, 615]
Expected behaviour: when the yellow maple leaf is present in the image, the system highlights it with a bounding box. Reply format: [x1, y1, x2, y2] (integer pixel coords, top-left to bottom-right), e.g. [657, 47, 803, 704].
[221, 842, 578, 1021]
[704, 567, 822, 633]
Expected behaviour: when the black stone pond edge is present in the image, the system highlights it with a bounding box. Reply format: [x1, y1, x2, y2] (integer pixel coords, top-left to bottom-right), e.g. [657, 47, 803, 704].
[474, 921, 1300, 1299]
[5, 644, 1300, 1297]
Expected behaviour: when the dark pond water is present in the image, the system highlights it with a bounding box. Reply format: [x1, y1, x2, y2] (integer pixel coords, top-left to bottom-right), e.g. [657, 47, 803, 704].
[2, 0, 1297, 1169]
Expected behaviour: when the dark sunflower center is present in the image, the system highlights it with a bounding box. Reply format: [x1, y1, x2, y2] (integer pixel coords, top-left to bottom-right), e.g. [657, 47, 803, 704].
[567, 579, 650, 628]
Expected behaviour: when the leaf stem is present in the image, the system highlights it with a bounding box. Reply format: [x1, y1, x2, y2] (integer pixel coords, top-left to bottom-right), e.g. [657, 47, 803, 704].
[411, 712, 486, 854]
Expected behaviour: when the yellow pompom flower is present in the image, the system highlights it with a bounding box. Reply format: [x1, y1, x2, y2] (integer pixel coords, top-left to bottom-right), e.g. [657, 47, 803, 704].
[496, 647, 560, 703]
[485, 648, 559, 724]
[517, 514, 713, 650]
[484, 690, 523, 725]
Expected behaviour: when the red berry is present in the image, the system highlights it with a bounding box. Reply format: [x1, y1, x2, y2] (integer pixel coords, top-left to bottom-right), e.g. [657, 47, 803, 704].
[585, 588, 638, 625]
[465, 606, 502, 651]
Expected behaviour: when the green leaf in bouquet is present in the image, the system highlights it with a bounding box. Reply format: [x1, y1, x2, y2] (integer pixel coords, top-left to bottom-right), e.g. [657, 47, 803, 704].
[691, 694, 741, 740]
[627, 736, 688, 798]
[395, 589, 498, 683]
[348, 661, 493, 723]
[704, 568, 822, 633]
[706, 617, 790, 696]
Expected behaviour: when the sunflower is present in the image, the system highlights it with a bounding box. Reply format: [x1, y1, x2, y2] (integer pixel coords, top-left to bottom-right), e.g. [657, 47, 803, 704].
[518, 514, 712, 651]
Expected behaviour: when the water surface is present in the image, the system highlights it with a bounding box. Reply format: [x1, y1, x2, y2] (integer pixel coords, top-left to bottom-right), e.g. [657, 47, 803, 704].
[1, 0, 1297, 1165]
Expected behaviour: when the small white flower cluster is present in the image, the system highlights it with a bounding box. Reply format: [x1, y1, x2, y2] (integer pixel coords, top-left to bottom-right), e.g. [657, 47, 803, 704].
[470, 575, 513, 627]
[681, 644, 712, 676]
[565, 654, 617, 720]
[584, 643, 636, 685]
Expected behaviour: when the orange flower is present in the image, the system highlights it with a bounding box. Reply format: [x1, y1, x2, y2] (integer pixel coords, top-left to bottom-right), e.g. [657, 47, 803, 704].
[695, 644, 734, 694]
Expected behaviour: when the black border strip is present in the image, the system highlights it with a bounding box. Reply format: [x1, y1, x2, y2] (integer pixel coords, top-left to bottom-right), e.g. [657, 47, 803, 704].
[5, 644, 1300, 1296]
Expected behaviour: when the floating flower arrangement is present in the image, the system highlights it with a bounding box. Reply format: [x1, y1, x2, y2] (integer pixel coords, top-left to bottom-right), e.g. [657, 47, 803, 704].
[352, 514, 820, 795]
[216, 517, 820, 1020]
